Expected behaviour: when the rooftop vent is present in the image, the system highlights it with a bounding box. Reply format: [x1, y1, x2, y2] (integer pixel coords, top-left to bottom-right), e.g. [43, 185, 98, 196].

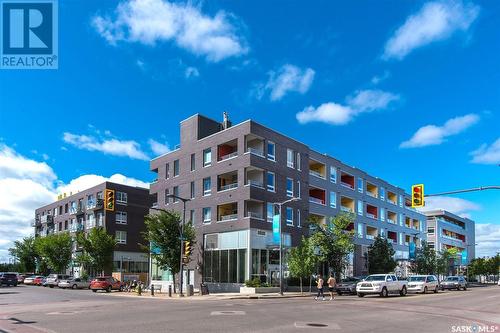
[222, 111, 232, 130]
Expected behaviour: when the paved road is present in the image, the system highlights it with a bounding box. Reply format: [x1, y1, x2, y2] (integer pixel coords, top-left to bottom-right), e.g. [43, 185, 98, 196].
[1, 285, 499, 333]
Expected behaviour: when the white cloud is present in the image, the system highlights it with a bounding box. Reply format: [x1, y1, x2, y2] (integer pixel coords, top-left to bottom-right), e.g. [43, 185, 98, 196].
[63, 132, 150, 160]
[371, 71, 391, 85]
[185, 66, 199, 78]
[475, 224, 500, 257]
[417, 196, 481, 215]
[257, 64, 315, 101]
[148, 138, 171, 156]
[92, 0, 248, 62]
[0, 144, 148, 260]
[400, 114, 479, 148]
[383, 1, 480, 60]
[470, 138, 500, 164]
[296, 89, 399, 125]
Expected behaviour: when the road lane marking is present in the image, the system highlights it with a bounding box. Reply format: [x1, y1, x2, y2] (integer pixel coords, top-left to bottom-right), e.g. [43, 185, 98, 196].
[210, 310, 246, 315]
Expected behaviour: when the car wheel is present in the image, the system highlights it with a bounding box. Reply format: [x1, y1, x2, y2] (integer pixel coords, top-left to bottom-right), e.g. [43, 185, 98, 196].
[337, 291, 342, 296]
[92, 289, 97, 293]
[357, 293, 365, 297]
[106, 286, 111, 293]
[380, 287, 388, 297]
[434, 286, 438, 293]
[463, 286, 467, 291]
[441, 287, 444, 291]
[72, 284, 77, 289]
[423, 286, 428, 294]
[457, 286, 460, 291]
[49, 285, 54, 288]
[400, 286, 407, 297]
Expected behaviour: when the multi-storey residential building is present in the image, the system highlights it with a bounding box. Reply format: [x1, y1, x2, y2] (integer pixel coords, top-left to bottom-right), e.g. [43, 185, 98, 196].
[424, 210, 475, 271]
[34, 182, 152, 278]
[150, 114, 427, 292]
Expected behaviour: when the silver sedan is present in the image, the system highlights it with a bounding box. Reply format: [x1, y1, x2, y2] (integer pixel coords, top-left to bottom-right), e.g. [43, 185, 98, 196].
[58, 278, 90, 289]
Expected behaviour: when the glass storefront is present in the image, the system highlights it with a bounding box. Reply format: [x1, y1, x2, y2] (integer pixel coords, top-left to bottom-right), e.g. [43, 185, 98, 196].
[150, 259, 173, 281]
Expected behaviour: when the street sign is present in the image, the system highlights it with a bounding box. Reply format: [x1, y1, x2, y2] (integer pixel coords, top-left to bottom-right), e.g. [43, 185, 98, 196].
[409, 242, 416, 260]
[272, 214, 280, 244]
[461, 250, 468, 265]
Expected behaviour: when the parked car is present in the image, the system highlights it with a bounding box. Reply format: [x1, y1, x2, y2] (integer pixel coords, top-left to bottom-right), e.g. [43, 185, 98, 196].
[90, 276, 123, 292]
[33, 276, 45, 286]
[336, 277, 361, 295]
[407, 275, 439, 293]
[58, 277, 90, 289]
[356, 274, 407, 297]
[0, 273, 18, 287]
[46, 274, 71, 288]
[17, 274, 27, 284]
[42, 277, 49, 287]
[440, 276, 467, 291]
[498, 279, 500, 286]
[23, 275, 38, 285]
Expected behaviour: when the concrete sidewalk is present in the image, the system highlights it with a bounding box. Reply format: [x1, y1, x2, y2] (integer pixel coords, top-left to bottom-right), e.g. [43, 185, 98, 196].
[108, 290, 314, 301]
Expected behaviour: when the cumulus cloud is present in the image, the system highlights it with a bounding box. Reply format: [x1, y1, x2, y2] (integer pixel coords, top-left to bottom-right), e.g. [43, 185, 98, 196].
[0, 144, 148, 260]
[63, 132, 150, 160]
[383, 1, 480, 60]
[256, 64, 315, 101]
[148, 139, 171, 156]
[92, 0, 248, 62]
[400, 114, 479, 148]
[470, 137, 500, 164]
[418, 196, 481, 216]
[296, 89, 399, 125]
[184, 66, 200, 78]
[475, 223, 500, 257]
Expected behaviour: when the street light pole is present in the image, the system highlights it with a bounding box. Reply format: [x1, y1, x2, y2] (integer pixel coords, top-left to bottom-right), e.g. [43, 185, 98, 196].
[273, 197, 299, 296]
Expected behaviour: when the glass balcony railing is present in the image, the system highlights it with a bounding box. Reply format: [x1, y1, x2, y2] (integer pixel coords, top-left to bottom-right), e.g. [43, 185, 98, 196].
[387, 218, 396, 224]
[246, 148, 264, 157]
[246, 212, 263, 219]
[309, 170, 325, 179]
[309, 197, 325, 205]
[340, 206, 353, 213]
[340, 182, 354, 189]
[219, 152, 238, 161]
[366, 213, 376, 219]
[219, 183, 238, 191]
[247, 179, 264, 188]
[219, 214, 238, 221]
[366, 235, 376, 240]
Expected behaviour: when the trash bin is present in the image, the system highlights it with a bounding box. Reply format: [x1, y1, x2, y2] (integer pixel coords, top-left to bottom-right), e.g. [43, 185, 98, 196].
[187, 284, 194, 296]
[200, 283, 209, 295]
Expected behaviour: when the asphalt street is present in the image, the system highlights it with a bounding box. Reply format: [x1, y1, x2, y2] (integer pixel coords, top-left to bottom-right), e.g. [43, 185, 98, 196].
[1, 285, 499, 333]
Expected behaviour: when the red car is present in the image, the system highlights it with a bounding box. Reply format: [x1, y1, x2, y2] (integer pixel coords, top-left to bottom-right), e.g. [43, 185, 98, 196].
[90, 276, 123, 293]
[33, 276, 45, 286]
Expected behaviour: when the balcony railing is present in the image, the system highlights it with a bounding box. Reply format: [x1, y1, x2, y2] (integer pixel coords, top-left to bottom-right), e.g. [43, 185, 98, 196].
[309, 170, 325, 179]
[366, 192, 377, 198]
[340, 182, 354, 189]
[219, 214, 238, 221]
[246, 147, 264, 157]
[387, 218, 396, 224]
[366, 235, 376, 240]
[219, 183, 238, 191]
[87, 200, 96, 209]
[247, 179, 264, 188]
[246, 212, 263, 219]
[442, 234, 464, 242]
[340, 206, 353, 213]
[40, 215, 53, 224]
[309, 197, 325, 205]
[76, 206, 85, 215]
[366, 213, 376, 219]
[152, 202, 159, 208]
[219, 152, 238, 161]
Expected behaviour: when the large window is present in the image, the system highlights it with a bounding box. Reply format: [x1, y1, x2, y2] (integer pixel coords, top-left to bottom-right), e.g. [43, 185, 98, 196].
[267, 203, 274, 222]
[380, 207, 385, 222]
[330, 191, 337, 208]
[267, 172, 275, 192]
[286, 178, 293, 197]
[203, 177, 211, 196]
[286, 207, 293, 225]
[203, 148, 212, 167]
[287, 149, 294, 168]
[357, 200, 363, 216]
[173, 159, 179, 177]
[173, 186, 179, 202]
[116, 211, 127, 224]
[267, 141, 275, 161]
[203, 207, 212, 224]
[357, 223, 364, 238]
[116, 191, 127, 204]
[357, 178, 363, 193]
[380, 187, 385, 201]
[116, 231, 127, 244]
[330, 166, 337, 183]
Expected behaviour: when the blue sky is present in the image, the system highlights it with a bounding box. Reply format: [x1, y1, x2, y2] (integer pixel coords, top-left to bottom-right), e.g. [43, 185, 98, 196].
[1, 0, 499, 259]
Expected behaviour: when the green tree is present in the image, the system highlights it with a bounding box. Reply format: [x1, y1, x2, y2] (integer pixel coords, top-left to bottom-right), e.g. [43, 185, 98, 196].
[8, 236, 38, 273]
[413, 241, 437, 275]
[367, 235, 397, 274]
[309, 213, 356, 280]
[486, 254, 500, 282]
[142, 211, 196, 293]
[35, 233, 72, 273]
[287, 236, 317, 294]
[76, 227, 116, 276]
[436, 248, 457, 277]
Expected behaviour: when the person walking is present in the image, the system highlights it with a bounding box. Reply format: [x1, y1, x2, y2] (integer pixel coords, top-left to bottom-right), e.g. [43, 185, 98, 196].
[327, 273, 337, 301]
[314, 274, 325, 301]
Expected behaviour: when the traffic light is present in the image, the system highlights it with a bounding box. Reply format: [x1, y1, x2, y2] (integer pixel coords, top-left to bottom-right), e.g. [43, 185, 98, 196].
[104, 189, 115, 211]
[184, 241, 192, 258]
[411, 184, 424, 208]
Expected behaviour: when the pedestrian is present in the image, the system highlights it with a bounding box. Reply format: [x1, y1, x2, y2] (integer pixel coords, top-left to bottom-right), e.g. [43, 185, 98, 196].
[314, 274, 325, 301]
[327, 273, 336, 301]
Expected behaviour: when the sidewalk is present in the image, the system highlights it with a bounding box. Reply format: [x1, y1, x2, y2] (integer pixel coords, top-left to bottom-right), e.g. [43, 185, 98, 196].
[108, 290, 313, 301]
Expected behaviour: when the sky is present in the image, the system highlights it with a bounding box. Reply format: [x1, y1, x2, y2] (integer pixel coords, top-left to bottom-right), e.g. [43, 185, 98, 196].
[0, 0, 499, 260]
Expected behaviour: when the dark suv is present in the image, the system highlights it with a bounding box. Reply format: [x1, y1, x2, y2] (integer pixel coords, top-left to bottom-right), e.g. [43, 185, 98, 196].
[0, 273, 18, 287]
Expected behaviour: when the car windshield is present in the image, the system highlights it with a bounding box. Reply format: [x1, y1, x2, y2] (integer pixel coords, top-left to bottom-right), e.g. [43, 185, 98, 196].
[408, 276, 426, 282]
[445, 277, 459, 281]
[364, 275, 386, 281]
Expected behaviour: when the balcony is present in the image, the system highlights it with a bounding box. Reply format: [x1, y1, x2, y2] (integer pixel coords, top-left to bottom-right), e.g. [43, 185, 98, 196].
[366, 226, 378, 240]
[387, 191, 397, 204]
[218, 171, 238, 192]
[442, 229, 466, 242]
[218, 139, 238, 162]
[40, 215, 54, 224]
[387, 211, 397, 224]
[387, 231, 398, 244]
[76, 205, 85, 215]
[245, 200, 264, 220]
[438, 217, 466, 230]
[405, 217, 411, 228]
[309, 213, 326, 226]
[366, 204, 378, 219]
[32, 217, 41, 227]
[366, 182, 378, 198]
[90, 199, 103, 210]
[245, 135, 264, 157]
[245, 167, 264, 188]
[340, 171, 355, 190]
[309, 187, 326, 205]
[217, 202, 238, 222]
[309, 160, 326, 179]
[340, 196, 355, 213]
[412, 219, 420, 231]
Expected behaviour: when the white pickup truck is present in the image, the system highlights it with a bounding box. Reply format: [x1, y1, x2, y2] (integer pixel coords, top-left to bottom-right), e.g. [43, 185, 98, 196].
[356, 274, 407, 297]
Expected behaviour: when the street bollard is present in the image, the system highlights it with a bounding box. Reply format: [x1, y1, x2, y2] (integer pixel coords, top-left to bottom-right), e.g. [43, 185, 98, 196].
[137, 283, 142, 296]
[168, 285, 172, 297]
[151, 284, 155, 296]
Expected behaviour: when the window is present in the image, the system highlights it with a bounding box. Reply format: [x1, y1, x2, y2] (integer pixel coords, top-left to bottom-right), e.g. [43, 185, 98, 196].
[190, 181, 195, 199]
[116, 211, 127, 224]
[399, 233, 403, 245]
[64, 220, 68, 230]
[287, 149, 294, 168]
[297, 181, 301, 198]
[380, 187, 385, 201]
[399, 214, 403, 226]
[428, 227, 435, 234]
[297, 209, 301, 227]
[203, 207, 211, 224]
[190, 153, 195, 171]
[64, 203, 68, 214]
[173, 186, 179, 202]
[116, 231, 127, 244]
[399, 195, 403, 207]
[286, 207, 293, 225]
[173, 159, 179, 177]
[116, 191, 127, 204]
[203, 177, 211, 196]
[267, 172, 275, 192]
[165, 163, 170, 179]
[189, 210, 195, 224]
[165, 189, 170, 204]
[357, 178, 363, 193]
[357, 223, 364, 238]
[267, 141, 275, 161]
[87, 194, 95, 208]
[203, 148, 212, 167]
[380, 208, 385, 222]
[357, 200, 363, 216]
[286, 178, 293, 197]
[267, 203, 274, 222]
[330, 166, 337, 183]
[330, 191, 337, 208]
[297, 153, 301, 171]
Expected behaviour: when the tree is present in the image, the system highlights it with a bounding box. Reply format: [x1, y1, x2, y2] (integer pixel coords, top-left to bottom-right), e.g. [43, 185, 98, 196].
[35, 233, 72, 273]
[8, 236, 38, 273]
[436, 248, 456, 278]
[142, 211, 196, 293]
[367, 235, 397, 274]
[287, 236, 317, 294]
[309, 213, 356, 280]
[76, 227, 116, 276]
[413, 241, 437, 275]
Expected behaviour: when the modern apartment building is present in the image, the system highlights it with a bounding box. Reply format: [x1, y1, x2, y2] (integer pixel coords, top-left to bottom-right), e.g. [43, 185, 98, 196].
[149, 114, 427, 292]
[424, 210, 476, 268]
[34, 182, 152, 278]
